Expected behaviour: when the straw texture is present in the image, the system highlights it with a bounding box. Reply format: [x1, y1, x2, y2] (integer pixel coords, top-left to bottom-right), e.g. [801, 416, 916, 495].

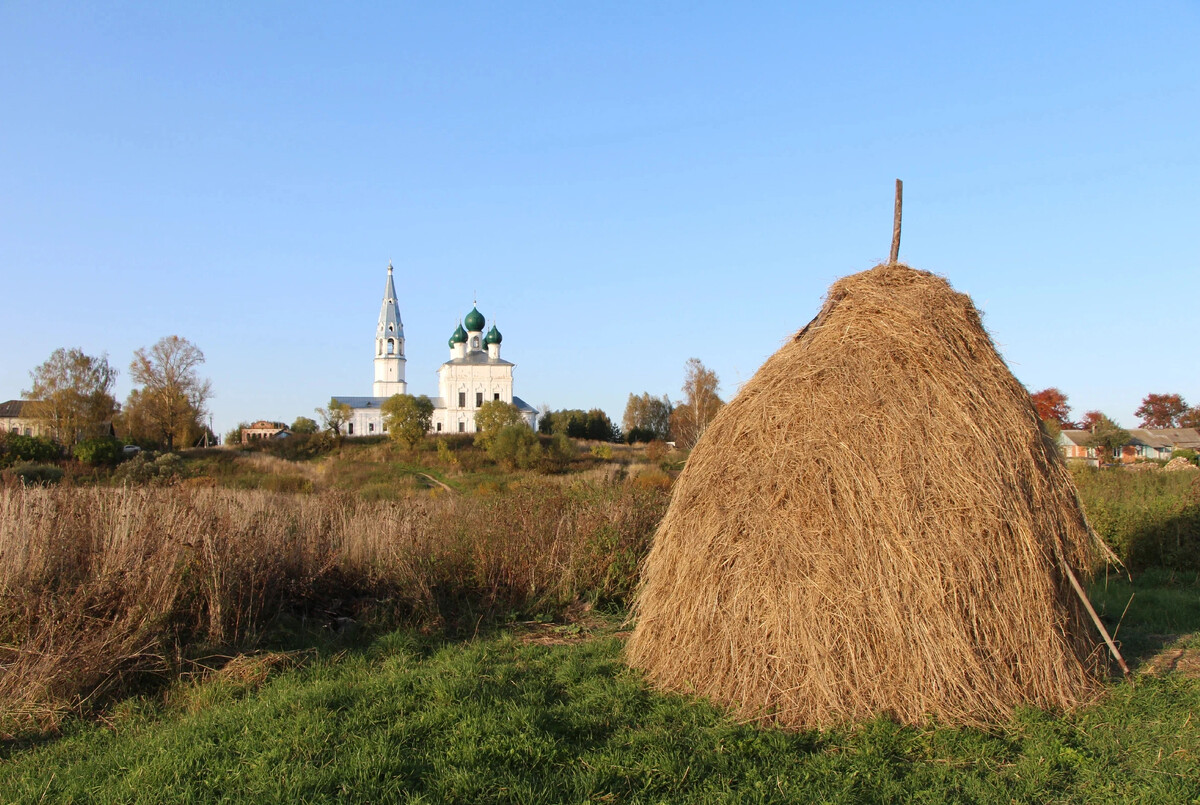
[626, 263, 1107, 729]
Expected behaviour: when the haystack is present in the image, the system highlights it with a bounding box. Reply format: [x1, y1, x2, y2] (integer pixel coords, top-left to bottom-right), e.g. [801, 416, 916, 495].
[627, 263, 1112, 729]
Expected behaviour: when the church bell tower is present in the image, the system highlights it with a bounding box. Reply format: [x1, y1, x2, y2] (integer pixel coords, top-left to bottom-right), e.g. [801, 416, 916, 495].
[373, 262, 407, 397]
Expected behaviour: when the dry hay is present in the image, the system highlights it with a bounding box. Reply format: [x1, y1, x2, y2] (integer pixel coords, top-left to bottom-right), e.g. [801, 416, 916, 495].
[626, 263, 1111, 729]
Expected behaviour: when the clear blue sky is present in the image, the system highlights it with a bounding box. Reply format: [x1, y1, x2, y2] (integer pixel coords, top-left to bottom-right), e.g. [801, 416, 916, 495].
[3, 2, 1198, 438]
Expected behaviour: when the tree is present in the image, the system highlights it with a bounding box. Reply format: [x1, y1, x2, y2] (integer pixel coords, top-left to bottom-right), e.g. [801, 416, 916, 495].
[23, 348, 119, 446]
[226, 422, 249, 445]
[622, 392, 673, 442]
[540, 409, 589, 438]
[381, 394, 434, 448]
[1083, 414, 1130, 463]
[474, 400, 525, 447]
[291, 416, 319, 435]
[315, 398, 352, 436]
[585, 408, 617, 442]
[126, 336, 212, 450]
[1029, 387, 1073, 429]
[1079, 410, 1104, 432]
[1134, 393, 1189, 428]
[670, 358, 723, 449]
[1180, 408, 1200, 430]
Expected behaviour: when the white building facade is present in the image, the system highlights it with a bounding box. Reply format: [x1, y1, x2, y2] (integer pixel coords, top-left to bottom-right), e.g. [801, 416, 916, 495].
[334, 264, 536, 437]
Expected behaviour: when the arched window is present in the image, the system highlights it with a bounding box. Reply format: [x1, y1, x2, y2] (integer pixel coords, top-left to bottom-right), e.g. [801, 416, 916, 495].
[387, 339, 395, 355]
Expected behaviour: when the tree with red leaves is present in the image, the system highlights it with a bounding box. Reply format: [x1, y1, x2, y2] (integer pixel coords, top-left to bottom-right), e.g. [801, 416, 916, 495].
[1029, 387, 1074, 428]
[1079, 411, 1104, 432]
[1134, 393, 1189, 428]
[1179, 407, 1200, 430]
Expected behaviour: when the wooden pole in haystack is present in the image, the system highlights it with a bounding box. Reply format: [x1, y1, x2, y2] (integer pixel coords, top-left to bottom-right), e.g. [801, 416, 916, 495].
[890, 178, 903, 265]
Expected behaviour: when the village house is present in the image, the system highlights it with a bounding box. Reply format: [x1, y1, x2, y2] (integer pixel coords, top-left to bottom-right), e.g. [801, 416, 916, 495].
[0, 400, 50, 438]
[241, 421, 290, 444]
[1059, 427, 1200, 466]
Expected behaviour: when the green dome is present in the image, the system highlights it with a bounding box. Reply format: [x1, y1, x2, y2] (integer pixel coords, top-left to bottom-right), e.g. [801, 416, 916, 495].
[449, 323, 468, 345]
[484, 325, 502, 345]
[464, 306, 485, 332]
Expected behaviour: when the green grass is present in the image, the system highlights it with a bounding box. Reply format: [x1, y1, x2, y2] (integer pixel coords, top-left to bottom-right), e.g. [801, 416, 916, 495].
[3, 592, 1198, 805]
[1090, 567, 1200, 660]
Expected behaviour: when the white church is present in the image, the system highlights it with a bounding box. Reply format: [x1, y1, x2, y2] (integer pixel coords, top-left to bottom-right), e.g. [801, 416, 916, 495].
[333, 263, 537, 436]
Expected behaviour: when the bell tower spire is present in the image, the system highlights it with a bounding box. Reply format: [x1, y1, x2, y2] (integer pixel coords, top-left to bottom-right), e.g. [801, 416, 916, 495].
[373, 261, 407, 397]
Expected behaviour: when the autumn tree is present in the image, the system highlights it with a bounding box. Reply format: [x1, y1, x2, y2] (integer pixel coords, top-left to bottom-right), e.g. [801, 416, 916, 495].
[622, 392, 673, 442]
[1180, 408, 1200, 430]
[382, 394, 434, 448]
[23, 348, 119, 446]
[315, 398, 352, 435]
[1134, 393, 1189, 428]
[670, 358, 723, 449]
[1029, 387, 1074, 429]
[125, 336, 212, 450]
[1079, 410, 1104, 432]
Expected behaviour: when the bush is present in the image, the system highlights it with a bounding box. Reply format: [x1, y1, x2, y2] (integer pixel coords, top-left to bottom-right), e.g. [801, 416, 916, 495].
[6, 463, 64, 485]
[625, 427, 657, 444]
[0, 433, 61, 467]
[111, 452, 186, 485]
[487, 425, 542, 470]
[644, 440, 668, 462]
[260, 432, 335, 461]
[590, 443, 614, 460]
[544, 433, 576, 471]
[74, 438, 122, 466]
[1073, 466, 1200, 571]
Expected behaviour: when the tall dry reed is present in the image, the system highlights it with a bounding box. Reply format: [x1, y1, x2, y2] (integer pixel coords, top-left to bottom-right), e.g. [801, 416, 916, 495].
[0, 481, 666, 731]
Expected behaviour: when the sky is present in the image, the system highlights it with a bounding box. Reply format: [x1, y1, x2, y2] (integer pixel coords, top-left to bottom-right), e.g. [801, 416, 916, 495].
[2, 2, 1198, 438]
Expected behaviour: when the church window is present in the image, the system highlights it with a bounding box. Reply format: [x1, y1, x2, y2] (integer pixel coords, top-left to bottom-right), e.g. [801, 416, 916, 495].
[471, 337, 479, 349]
[387, 339, 395, 355]
[458, 422, 465, 433]
[348, 423, 355, 435]
[494, 393, 500, 401]
[476, 392, 483, 407]
[458, 392, 466, 408]
[369, 423, 375, 433]
[436, 422, 442, 432]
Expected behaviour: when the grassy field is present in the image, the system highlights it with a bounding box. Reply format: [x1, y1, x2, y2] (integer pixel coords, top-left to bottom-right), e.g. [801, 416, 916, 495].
[1, 584, 1197, 804]
[1, 442, 1198, 801]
